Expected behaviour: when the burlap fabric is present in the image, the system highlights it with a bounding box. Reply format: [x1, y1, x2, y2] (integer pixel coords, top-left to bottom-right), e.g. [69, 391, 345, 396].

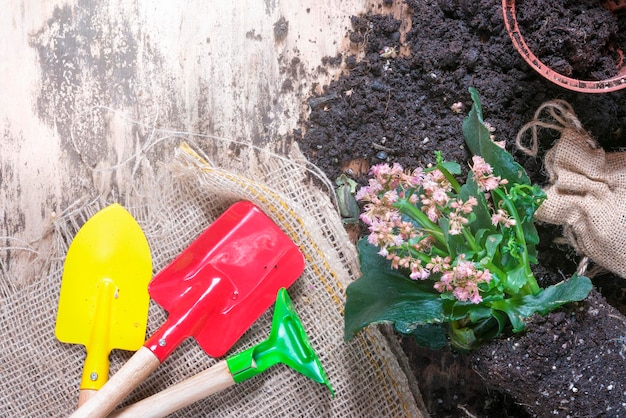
[516, 100, 626, 278]
[0, 138, 426, 417]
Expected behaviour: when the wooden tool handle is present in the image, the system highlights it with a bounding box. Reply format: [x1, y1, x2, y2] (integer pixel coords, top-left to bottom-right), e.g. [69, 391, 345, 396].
[77, 389, 97, 407]
[109, 360, 236, 418]
[70, 347, 160, 418]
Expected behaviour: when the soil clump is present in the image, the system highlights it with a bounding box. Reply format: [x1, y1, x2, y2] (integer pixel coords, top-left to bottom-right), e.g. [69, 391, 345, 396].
[293, 1, 626, 416]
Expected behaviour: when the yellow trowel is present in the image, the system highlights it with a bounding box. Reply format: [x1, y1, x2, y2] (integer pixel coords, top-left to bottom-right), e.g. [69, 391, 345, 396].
[55, 204, 152, 406]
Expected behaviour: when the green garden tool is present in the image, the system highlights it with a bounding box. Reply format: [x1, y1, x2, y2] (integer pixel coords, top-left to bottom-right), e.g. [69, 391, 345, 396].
[110, 288, 333, 418]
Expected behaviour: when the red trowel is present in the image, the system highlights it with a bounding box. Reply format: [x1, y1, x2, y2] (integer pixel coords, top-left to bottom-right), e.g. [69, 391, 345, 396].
[70, 201, 305, 418]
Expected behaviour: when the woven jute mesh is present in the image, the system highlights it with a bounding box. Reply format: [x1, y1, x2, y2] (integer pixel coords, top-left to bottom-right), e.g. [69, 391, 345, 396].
[516, 100, 626, 279]
[0, 138, 425, 417]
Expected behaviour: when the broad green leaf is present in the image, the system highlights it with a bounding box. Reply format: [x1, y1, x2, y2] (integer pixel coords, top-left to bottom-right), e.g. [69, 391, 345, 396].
[442, 299, 489, 321]
[491, 275, 592, 332]
[509, 183, 545, 260]
[396, 323, 448, 350]
[463, 87, 530, 186]
[491, 310, 508, 335]
[344, 239, 446, 340]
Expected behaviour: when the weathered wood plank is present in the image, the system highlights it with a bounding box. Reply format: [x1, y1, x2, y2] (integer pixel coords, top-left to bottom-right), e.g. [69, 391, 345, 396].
[1, 0, 371, 287]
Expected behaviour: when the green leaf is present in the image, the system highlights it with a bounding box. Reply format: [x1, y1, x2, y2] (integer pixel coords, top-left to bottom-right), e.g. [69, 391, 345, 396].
[442, 299, 488, 321]
[463, 87, 530, 186]
[450, 314, 506, 351]
[485, 234, 502, 259]
[503, 263, 528, 294]
[406, 324, 448, 350]
[491, 275, 592, 332]
[449, 326, 477, 351]
[440, 161, 461, 175]
[439, 219, 474, 259]
[459, 179, 492, 231]
[344, 238, 446, 340]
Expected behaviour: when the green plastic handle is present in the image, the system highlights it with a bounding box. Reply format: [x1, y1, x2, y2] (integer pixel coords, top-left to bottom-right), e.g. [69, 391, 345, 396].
[226, 288, 333, 395]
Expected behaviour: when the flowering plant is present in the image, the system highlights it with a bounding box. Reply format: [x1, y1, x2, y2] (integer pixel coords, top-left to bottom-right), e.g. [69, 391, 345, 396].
[344, 89, 592, 351]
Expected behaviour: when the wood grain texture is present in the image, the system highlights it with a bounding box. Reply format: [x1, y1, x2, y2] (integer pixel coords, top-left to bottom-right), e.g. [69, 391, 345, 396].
[70, 346, 161, 418]
[0, 0, 373, 290]
[109, 360, 235, 418]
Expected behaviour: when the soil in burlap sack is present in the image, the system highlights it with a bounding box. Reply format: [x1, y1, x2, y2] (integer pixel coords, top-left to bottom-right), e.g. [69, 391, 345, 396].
[0, 137, 427, 417]
[516, 99, 626, 279]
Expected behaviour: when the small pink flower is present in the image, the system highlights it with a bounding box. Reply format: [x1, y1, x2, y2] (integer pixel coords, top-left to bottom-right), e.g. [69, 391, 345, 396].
[409, 260, 430, 280]
[453, 287, 470, 302]
[407, 167, 425, 187]
[475, 269, 492, 284]
[388, 254, 401, 269]
[450, 197, 477, 214]
[491, 208, 516, 228]
[470, 156, 492, 176]
[493, 140, 506, 149]
[397, 222, 417, 241]
[426, 255, 451, 273]
[382, 189, 399, 205]
[412, 234, 434, 253]
[480, 176, 501, 192]
[448, 211, 470, 235]
[356, 179, 383, 202]
[425, 205, 440, 222]
[470, 156, 506, 192]
[432, 256, 490, 304]
[431, 188, 449, 205]
[397, 256, 411, 269]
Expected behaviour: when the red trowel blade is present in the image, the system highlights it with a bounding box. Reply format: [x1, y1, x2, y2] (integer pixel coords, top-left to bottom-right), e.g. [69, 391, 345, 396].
[147, 200, 305, 359]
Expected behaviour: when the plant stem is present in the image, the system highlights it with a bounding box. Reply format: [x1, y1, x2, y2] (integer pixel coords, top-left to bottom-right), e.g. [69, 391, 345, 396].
[483, 260, 506, 282]
[492, 188, 540, 295]
[437, 164, 462, 193]
[395, 199, 446, 245]
[462, 227, 480, 253]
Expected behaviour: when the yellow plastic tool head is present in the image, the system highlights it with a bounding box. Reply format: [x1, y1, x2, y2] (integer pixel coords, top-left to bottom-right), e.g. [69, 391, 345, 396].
[55, 204, 152, 390]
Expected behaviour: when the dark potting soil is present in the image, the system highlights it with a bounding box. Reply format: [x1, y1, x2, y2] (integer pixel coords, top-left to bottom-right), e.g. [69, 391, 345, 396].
[292, 1, 626, 417]
[516, 0, 626, 80]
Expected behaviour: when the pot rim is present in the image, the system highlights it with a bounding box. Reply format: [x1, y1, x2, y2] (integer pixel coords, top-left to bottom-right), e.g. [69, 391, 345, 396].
[502, 0, 626, 93]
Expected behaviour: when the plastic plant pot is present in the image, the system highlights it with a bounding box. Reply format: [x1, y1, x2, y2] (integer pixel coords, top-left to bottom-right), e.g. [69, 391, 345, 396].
[502, 0, 626, 93]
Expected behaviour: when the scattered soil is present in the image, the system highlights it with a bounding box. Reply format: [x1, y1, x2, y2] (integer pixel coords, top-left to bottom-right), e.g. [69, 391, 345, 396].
[293, 0, 626, 416]
[517, 0, 626, 80]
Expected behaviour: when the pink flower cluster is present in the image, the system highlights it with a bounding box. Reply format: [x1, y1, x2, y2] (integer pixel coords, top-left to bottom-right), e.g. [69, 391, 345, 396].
[433, 255, 492, 303]
[355, 158, 511, 304]
[470, 155, 508, 192]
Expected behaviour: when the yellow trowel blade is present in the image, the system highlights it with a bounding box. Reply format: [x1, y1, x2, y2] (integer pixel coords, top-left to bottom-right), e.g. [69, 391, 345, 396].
[55, 204, 152, 402]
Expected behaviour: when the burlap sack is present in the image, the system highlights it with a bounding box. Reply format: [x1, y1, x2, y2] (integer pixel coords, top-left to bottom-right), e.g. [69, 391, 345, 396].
[0, 138, 426, 417]
[516, 100, 626, 278]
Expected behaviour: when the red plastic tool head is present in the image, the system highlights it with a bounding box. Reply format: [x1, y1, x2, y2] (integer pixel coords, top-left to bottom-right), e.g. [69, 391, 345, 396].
[146, 201, 305, 361]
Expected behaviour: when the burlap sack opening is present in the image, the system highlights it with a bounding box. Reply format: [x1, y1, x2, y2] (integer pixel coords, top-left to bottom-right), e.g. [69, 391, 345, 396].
[516, 100, 626, 279]
[0, 137, 426, 417]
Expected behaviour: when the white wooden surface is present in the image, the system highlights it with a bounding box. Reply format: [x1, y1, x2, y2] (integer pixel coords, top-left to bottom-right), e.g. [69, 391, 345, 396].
[0, 0, 402, 287]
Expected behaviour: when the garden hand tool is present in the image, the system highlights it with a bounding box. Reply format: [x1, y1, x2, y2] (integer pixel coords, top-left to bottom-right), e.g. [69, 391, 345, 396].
[55, 204, 152, 407]
[71, 200, 305, 418]
[109, 288, 333, 418]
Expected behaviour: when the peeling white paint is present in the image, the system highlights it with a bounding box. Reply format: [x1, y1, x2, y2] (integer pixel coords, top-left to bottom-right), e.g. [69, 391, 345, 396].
[1, 0, 367, 287]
